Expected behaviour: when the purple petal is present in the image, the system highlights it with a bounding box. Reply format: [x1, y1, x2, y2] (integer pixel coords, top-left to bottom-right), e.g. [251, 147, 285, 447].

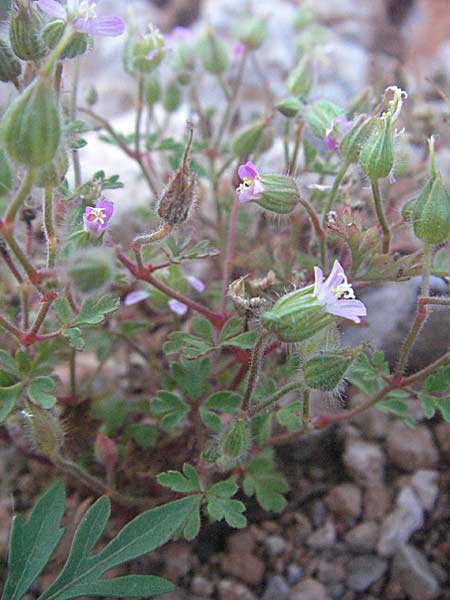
[253, 178, 265, 196]
[74, 15, 125, 36]
[323, 260, 346, 292]
[238, 161, 259, 180]
[168, 299, 188, 316]
[327, 299, 367, 323]
[37, 0, 66, 19]
[236, 185, 255, 203]
[96, 199, 114, 220]
[124, 290, 149, 306]
[313, 266, 323, 297]
[185, 275, 205, 292]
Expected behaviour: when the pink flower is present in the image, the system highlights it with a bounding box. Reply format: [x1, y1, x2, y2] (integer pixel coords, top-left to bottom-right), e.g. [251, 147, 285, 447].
[314, 260, 367, 323]
[164, 25, 192, 50]
[325, 115, 351, 152]
[231, 41, 245, 64]
[83, 199, 113, 235]
[37, 0, 125, 37]
[168, 299, 188, 316]
[124, 290, 149, 306]
[236, 161, 264, 203]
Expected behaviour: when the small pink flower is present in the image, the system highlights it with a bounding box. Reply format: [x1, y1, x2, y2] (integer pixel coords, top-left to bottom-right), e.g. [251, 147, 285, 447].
[325, 115, 351, 152]
[168, 299, 188, 316]
[83, 199, 113, 235]
[236, 161, 265, 203]
[37, 0, 125, 37]
[314, 260, 367, 323]
[231, 41, 245, 64]
[124, 290, 149, 306]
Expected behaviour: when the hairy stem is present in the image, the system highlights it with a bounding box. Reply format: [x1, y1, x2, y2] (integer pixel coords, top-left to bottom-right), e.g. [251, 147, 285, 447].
[242, 330, 270, 413]
[370, 178, 391, 254]
[249, 380, 304, 417]
[4, 169, 34, 225]
[43, 187, 57, 269]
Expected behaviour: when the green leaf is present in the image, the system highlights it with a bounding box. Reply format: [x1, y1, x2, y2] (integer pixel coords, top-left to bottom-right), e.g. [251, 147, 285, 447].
[38, 495, 199, 600]
[15, 350, 32, 376]
[221, 331, 258, 350]
[163, 331, 213, 359]
[178, 239, 219, 260]
[424, 365, 450, 394]
[206, 480, 247, 529]
[191, 316, 214, 344]
[27, 377, 57, 408]
[125, 424, 157, 448]
[418, 393, 437, 419]
[182, 495, 202, 541]
[0, 382, 23, 420]
[61, 328, 85, 351]
[119, 320, 149, 337]
[171, 357, 210, 400]
[157, 463, 201, 493]
[53, 298, 71, 324]
[150, 390, 190, 429]
[243, 449, 289, 513]
[200, 391, 242, 432]
[0, 349, 20, 378]
[276, 401, 303, 432]
[72, 296, 120, 326]
[436, 397, 450, 423]
[2, 481, 65, 600]
[218, 317, 244, 345]
[91, 395, 129, 436]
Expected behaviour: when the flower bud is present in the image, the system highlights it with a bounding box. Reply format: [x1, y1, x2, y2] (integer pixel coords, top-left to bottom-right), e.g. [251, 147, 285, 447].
[68, 247, 114, 293]
[306, 100, 343, 139]
[412, 137, 450, 245]
[9, 0, 46, 61]
[287, 55, 314, 97]
[303, 347, 361, 391]
[255, 174, 299, 214]
[0, 38, 21, 84]
[42, 20, 88, 59]
[144, 74, 161, 106]
[85, 85, 98, 106]
[340, 114, 374, 163]
[0, 77, 61, 168]
[231, 119, 265, 156]
[275, 96, 302, 118]
[401, 196, 416, 222]
[25, 405, 64, 458]
[261, 285, 335, 343]
[123, 25, 165, 75]
[236, 17, 268, 50]
[162, 79, 182, 113]
[35, 146, 69, 189]
[198, 27, 229, 74]
[359, 114, 394, 180]
[95, 431, 118, 472]
[219, 418, 251, 463]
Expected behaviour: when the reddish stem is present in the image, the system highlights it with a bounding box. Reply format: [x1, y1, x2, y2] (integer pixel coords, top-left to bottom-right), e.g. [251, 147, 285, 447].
[220, 195, 240, 315]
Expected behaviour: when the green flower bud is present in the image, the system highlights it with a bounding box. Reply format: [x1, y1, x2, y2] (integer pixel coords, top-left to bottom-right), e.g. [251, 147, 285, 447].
[236, 17, 268, 50]
[0, 38, 21, 84]
[68, 248, 114, 293]
[412, 137, 450, 245]
[42, 20, 89, 59]
[303, 347, 360, 391]
[401, 196, 416, 222]
[219, 418, 251, 463]
[198, 27, 229, 75]
[9, 1, 46, 61]
[287, 55, 314, 97]
[144, 74, 162, 106]
[359, 114, 394, 180]
[255, 174, 299, 214]
[275, 96, 302, 118]
[261, 285, 334, 343]
[171, 42, 196, 83]
[0, 77, 61, 168]
[306, 100, 343, 139]
[25, 405, 64, 458]
[35, 146, 68, 189]
[162, 79, 182, 113]
[340, 114, 374, 163]
[231, 119, 265, 156]
[123, 25, 165, 75]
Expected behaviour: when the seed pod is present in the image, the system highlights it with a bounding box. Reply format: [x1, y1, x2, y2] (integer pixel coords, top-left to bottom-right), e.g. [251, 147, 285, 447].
[287, 55, 314, 97]
[340, 114, 374, 163]
[144, 74, 161, 106]
[260, 285, 334, 343]
[359, 115, 394, 180]
[1, 77, 61, 168]
[219, 418, 251, 463]
[68, 248, 114, 293]
[9, 1, 46, 61]
[255, 173, 299, 214]
[25, 405, 64, 458]
[236, 17, 268, 50]
[198, 27, 229, 74]
[162, 79, 182, 113]
[232, 119, 265, 156]
[0, 38, 21, 84]
[306, 99, 343, 139]
[303, 350, 355, 391]
[276, 96, 302, 118]
[35, 146, 68, 189]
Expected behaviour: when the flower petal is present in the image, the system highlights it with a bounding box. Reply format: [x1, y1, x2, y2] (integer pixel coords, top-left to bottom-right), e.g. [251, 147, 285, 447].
[74, 14, 125, 36]
[124, 290, 149, 306]
[168, 299, 188, 316]
[313, 266, 323, 297]
[326, 298, 367, 323]
[37, 0, 66, 19]
[323, 260, 346, 292]
[185, 275, 205, 292]
[238, 160, 259, 180]
[96, 199, 114, 220]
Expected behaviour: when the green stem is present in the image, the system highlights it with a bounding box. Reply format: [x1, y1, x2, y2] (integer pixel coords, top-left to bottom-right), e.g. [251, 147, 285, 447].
[249, 380, 304, 417]
[4, 170, 35, 225]
[43, 187, 57, 269]
[70, 58, 82, 187]
[29, 299, 53, 336]
[135, 74, 144, 157]
[242, 330, 270, 414]
[283, 120, 290, 171]
[70, 349, 77, 398]
[370, 178, 391, 254]
[41, 29, 76, 77]
[288, 120, 303, 176]
[421, 243, 432, 296]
